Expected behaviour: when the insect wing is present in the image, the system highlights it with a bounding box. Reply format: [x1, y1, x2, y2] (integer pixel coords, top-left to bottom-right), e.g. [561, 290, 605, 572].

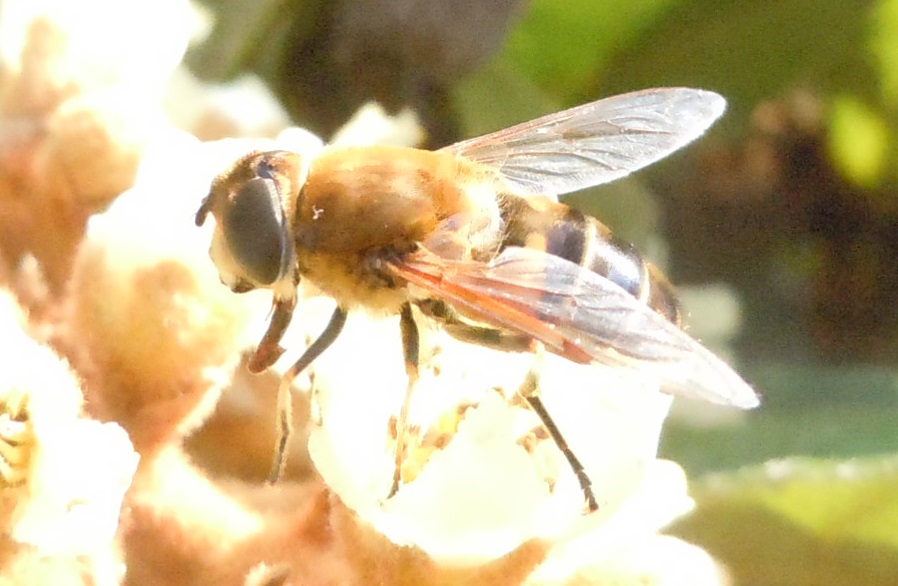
[392, 246, 758, 409]
[442, 88, 726, 197]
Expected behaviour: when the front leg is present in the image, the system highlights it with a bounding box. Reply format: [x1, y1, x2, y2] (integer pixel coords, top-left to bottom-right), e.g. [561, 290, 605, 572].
[248, 294, 297, 374]
[268, 306, 347, 483]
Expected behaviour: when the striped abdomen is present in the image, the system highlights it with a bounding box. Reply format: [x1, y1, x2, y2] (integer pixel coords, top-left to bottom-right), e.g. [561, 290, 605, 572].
[500, 195, 681, 325]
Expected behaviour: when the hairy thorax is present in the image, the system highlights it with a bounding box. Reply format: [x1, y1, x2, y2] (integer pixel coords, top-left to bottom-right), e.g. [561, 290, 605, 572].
[292, 145, 503, 312]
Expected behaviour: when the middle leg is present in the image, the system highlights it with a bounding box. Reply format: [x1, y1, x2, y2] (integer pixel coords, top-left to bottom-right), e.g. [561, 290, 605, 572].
[389, 302, 420, 498]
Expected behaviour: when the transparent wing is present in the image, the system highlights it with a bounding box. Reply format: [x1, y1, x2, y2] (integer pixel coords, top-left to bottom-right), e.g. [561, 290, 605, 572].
[391, 246, 758, 409]
[442, 87, 726, 197]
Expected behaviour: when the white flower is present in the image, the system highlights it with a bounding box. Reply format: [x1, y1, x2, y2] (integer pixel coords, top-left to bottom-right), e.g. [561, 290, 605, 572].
[0, 292, 138, 557]
[0, 0, 194, 94]
[296, 302, 682, 565]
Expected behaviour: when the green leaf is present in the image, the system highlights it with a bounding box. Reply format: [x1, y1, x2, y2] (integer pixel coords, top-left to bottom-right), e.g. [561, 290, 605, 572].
[500, 0, 681, 101]
[453, 60, 561, 139]
[598, 0, 873, 123]
[662, 407, 898, 476]
[670, 456, 898, 586]
[870, 0, 898, 105]
[662, 364, 898, 474]
[829, 94, 891, 187]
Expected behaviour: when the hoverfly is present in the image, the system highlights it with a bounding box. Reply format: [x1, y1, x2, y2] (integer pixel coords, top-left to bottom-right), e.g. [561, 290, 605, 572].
[195, 88, 759, 512]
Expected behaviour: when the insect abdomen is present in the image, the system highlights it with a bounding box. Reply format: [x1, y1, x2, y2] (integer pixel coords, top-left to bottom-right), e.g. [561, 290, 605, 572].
[502, 197, 681, 325]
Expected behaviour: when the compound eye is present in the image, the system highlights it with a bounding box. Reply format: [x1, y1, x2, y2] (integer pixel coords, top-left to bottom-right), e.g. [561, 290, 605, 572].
[220, 177, 292, 286]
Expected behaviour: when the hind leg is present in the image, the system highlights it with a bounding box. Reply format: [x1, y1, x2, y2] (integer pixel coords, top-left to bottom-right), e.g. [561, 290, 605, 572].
[516, 343, 598, 513]
[418, 299, 599, 512]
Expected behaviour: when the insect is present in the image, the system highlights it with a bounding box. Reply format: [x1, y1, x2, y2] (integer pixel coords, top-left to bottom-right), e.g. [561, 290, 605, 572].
[195, 88, 759, 512]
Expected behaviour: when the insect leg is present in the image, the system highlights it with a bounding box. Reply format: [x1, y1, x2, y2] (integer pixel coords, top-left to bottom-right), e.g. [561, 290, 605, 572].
[415, 300, 598, 511]
[248, 294, 297, 374]
[416, 299, 534, 352]
[518, 344, 599, 513]
[268, 306, 347, 483]
[389, 302, 420, 498]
